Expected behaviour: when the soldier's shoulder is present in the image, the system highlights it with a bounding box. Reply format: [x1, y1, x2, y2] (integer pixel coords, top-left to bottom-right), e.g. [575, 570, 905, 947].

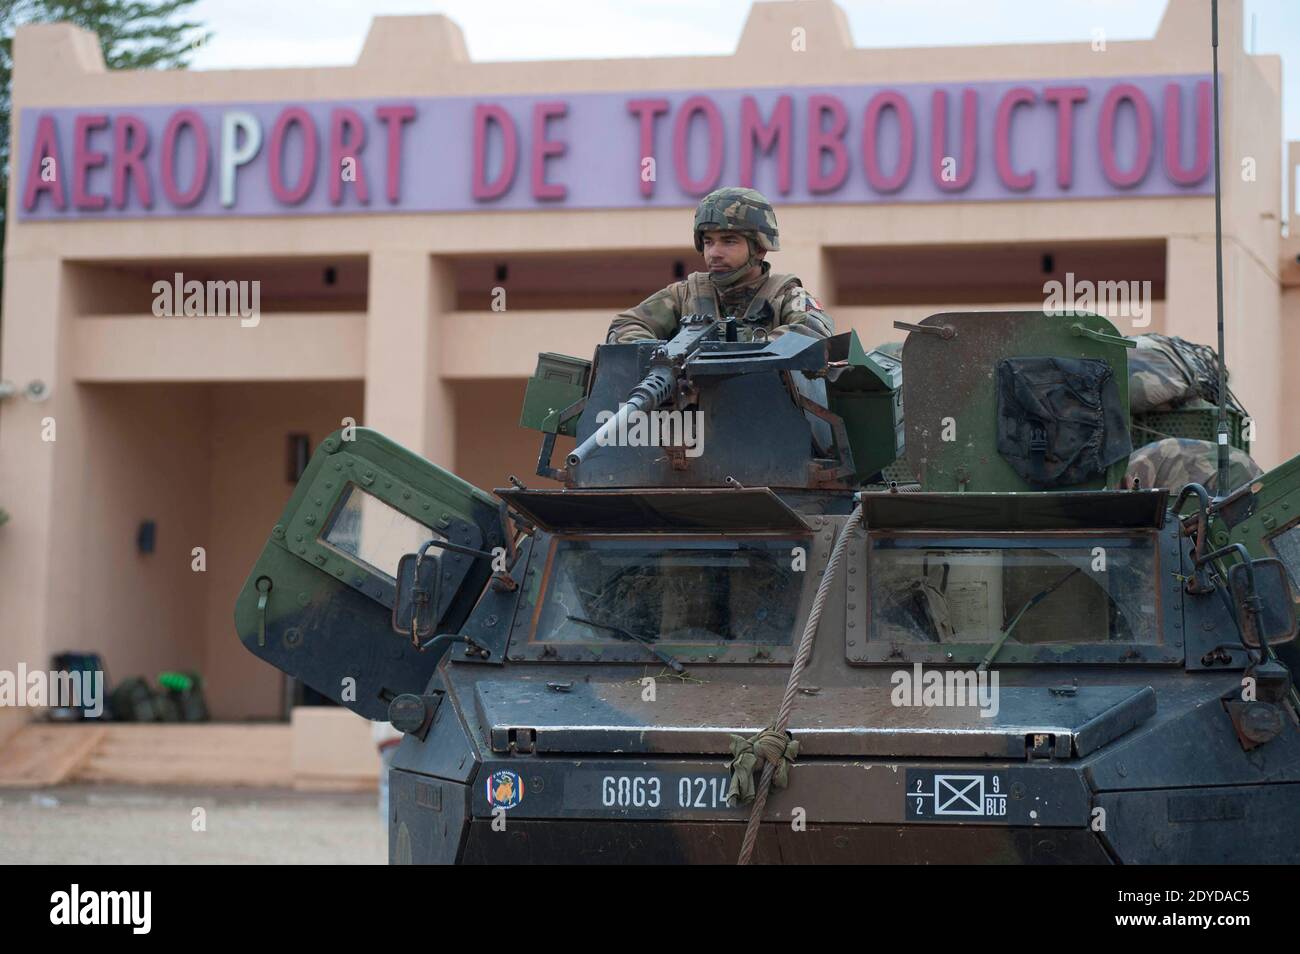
[775, 278, 829, 312]
[634, 280, 689, 307]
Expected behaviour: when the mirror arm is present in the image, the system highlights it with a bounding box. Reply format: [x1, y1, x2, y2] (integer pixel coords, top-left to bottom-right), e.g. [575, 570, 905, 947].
[1200, 543, 1268, 654]
[1197, 542, 1255, 573]
[417, 632, 490, 659]
[1176, 482, 1214, 592]
[418, 538, 495, 561]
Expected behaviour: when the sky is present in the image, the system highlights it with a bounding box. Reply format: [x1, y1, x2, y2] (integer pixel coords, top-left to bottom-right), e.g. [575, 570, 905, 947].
[179, 0, 1300, 215]
[182, 0, 1298, 130]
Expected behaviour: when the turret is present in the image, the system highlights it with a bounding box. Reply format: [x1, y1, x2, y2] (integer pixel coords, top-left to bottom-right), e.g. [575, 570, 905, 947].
[520, 316, 902, 490]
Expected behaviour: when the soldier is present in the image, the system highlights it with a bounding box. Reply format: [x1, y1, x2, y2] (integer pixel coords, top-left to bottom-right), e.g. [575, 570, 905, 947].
[606, 187, 834, 344]
[1123, 437, 1263, 494]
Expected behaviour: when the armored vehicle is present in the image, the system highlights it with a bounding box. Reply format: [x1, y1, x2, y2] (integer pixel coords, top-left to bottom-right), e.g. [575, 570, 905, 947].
[235, 310, 1300, 864]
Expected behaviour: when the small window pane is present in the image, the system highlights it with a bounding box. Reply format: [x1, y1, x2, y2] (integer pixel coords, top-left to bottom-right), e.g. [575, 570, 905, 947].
[535, 538, 803, 645]
[868, 535, 1157, 646]
[1267, 523, 1300, 592]
[321, 484, 441, 580]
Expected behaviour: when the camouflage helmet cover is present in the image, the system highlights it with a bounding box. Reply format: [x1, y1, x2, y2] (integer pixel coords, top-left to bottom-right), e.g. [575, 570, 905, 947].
[693, 187, 780, 253]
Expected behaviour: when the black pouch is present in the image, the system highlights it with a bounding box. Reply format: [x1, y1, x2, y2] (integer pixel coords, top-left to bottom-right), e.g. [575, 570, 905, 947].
[996, 356, 1131, 488]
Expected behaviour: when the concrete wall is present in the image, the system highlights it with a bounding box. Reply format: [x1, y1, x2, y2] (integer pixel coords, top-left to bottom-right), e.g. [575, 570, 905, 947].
[76, 383, 212, 680]
[452, 379, 570, 495]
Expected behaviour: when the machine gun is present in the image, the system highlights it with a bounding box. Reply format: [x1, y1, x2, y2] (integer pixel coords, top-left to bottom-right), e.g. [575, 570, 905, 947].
[566, 314, 726, 472]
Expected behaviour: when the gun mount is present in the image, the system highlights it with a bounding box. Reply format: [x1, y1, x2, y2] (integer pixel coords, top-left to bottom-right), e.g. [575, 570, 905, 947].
[525, 316, 902, 490]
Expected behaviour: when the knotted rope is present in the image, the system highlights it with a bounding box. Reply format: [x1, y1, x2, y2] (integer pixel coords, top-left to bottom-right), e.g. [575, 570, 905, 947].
[733, 503, 864, 865]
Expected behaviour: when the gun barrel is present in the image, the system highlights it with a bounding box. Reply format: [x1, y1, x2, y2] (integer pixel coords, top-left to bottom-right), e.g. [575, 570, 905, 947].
[567, 366, 674, 468]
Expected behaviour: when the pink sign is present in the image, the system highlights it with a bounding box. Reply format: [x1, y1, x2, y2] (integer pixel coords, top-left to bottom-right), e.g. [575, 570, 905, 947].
[17, 74, 1214, 220]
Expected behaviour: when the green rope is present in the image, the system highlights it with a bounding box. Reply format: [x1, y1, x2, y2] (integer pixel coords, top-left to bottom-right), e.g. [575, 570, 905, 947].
[726, 727, 800, 806]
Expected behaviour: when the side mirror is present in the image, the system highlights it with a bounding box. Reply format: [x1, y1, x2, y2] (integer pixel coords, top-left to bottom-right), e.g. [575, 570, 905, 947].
[392, 550, 441, 643]
[1229, 558, 1297, 648]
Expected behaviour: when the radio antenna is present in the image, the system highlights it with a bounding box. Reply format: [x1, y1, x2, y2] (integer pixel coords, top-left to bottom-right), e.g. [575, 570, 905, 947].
[1211, 0, 1230, 492]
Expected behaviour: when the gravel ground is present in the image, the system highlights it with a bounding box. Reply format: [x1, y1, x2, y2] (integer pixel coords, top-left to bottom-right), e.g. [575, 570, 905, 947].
[0, 785, 387, 864]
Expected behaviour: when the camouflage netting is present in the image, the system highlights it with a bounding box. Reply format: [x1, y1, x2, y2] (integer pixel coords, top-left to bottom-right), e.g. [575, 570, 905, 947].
[1129, 333, 1246, 416]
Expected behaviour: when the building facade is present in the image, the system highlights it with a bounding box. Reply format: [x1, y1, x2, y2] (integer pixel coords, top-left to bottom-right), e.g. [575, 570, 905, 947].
[2, 0, 1298, 721]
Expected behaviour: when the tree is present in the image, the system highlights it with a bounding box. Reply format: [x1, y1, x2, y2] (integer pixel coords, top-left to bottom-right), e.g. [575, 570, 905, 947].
[0, 1, 210, 305]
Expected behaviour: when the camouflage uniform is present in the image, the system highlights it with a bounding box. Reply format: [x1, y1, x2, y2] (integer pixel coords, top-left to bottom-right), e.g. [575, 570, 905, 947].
[606, 187, 834, 344]
[1124, 437, 1263, 494]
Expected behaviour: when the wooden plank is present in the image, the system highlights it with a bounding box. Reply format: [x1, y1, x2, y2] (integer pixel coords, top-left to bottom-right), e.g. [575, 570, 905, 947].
[291, 708, 378, 783]
[0, 725, 107, 787]
[0, 724, 326, 788]
[292, 775, 377, 793]
[0, 708, 32, 750]
[76, 725, 293, 787]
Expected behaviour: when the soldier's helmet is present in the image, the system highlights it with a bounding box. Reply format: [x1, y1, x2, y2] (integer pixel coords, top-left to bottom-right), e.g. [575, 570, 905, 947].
[693, 187, 781, 253]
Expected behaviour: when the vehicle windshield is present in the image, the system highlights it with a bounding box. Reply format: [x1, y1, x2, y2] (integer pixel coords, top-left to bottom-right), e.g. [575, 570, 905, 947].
[869, 534, 1158, 645]
[536, 538, 804, 644]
